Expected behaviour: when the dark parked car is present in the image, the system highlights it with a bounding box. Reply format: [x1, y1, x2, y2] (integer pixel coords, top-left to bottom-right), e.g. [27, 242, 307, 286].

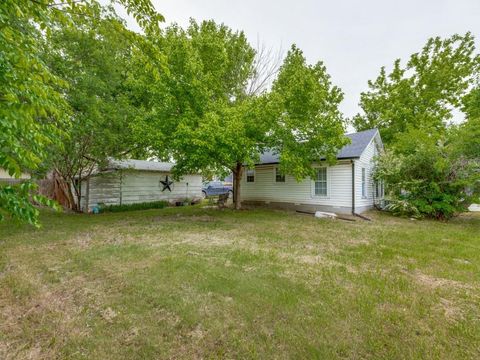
[202, 181, 233, 198]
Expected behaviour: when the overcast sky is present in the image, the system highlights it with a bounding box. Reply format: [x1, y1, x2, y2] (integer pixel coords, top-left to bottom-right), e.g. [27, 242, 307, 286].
[121, 0, 479, 120]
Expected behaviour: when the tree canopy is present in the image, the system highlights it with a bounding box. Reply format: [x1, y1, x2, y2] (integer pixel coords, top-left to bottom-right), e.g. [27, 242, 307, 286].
[353, 33, 479, 146]
[42, 4, 152, 210]
[357, 33, 480, 219]
[0, 0, 162, 225]
[134, 21, 348, 209]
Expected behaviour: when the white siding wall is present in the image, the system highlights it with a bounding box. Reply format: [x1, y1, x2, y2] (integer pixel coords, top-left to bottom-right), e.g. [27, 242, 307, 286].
[120, 171, 202, 205]
[0, 168, 30, 180]
[240, 132, 383, 213]
[240, 161, 353, 210]
[80, 170, 202, 211]
[80, 172, 121, 210]
[354, 137, 380, 209]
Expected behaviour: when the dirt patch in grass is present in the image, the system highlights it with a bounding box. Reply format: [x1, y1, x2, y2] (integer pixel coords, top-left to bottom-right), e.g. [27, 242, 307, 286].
[172, 231, 235, 246]
[152, 214, 217, 223]
[411, 270, 474, 291]
[436, 298, 464, 323]
[0, 275, 95, 359]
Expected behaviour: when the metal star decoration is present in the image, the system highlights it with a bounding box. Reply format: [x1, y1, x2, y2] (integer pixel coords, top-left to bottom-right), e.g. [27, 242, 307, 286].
[160, 175, 173, 192]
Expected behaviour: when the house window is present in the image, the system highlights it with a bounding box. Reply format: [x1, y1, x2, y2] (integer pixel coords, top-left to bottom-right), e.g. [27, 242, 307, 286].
[375, 180, 384, 198]
[362, 167, 366, 198]
[275, 167, 285, 183]
[246, 169, 255, 183]
[314, 168, 327, 196]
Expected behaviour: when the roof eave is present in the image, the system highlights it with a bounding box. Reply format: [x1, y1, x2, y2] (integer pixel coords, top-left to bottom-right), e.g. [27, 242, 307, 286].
[254, 156, 360, 166]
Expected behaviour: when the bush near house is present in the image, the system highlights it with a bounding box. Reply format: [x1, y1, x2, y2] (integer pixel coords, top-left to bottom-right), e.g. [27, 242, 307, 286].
[99, 200, 170, 213]
[373, 126, 480, 220]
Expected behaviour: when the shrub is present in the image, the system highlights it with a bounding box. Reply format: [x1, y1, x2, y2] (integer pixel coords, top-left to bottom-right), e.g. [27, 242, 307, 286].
[385, 199, 421, 218]
[374, 130, 479, 220]
[99, 200, 169, 213]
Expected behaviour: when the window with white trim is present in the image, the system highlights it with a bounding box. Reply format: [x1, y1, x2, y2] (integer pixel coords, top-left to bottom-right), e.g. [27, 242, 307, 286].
[246, 169, 255, 183]
[375, 180, 384, 198]
[361, 167, 366, 198]
[314, 168, 327, 196]
[275, 167, 285, 183]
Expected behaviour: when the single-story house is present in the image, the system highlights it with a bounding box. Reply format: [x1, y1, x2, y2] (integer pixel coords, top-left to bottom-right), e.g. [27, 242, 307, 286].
[240, 128, 384, 214]
[77, 159, 203, 212]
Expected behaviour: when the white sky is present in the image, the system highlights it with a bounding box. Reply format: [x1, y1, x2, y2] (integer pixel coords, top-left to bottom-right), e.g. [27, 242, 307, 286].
[119, 0, 480, 120]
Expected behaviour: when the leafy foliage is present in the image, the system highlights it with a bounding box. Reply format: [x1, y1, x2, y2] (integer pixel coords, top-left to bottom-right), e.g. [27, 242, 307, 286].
[384, 199, 422, 219]
[0, 0, 162, 224]
[0, 182, 60, 225]
[135, 22, 348, 209]
[0, 0, 69, 226]
[133, 19, 258, 169]
[358, 34, 480, 219]
[43, 4, 152, 210]
[269, 46, 348, 180]
[463, 87, 480, 120]
[353, 33, 479, 146]
[374, 127, 480, 219]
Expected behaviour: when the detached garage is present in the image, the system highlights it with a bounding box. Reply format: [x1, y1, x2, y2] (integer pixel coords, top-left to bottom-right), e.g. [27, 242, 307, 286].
[78, 159, 203, 212]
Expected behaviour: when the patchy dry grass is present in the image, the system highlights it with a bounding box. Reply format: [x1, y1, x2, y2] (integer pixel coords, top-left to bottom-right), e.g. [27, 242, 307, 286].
[1, 207, 480, 359]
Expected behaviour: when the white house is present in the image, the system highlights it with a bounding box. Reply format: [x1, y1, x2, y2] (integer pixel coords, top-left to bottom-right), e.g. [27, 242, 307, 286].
[240, 128, 384, 214]
[78, 159, 203, 212]
[0, 168, 30, 184]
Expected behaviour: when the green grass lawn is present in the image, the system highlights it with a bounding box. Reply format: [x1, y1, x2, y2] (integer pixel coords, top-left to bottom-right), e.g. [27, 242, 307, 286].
[1, 207, 479, 359]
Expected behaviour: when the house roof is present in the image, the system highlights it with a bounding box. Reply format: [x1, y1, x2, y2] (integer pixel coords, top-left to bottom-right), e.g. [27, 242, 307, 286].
[109, 159, 174, 172]
[257, 128, 380, 165]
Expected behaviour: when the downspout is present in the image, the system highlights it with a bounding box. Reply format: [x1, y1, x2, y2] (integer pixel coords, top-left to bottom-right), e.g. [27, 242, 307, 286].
[119, 170, 123, 206]
[351, 160, 372, 221]
[351, 160, 355, 215]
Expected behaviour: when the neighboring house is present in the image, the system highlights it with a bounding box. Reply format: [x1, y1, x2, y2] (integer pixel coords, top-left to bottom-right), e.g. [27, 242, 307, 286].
[240, 128, 384, 214]
[77, 159, 203, 212]
[0, 168, 30, 185]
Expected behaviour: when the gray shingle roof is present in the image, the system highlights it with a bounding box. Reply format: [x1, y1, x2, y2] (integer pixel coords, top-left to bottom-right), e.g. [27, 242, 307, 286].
[257, 128, 379, 164]
[109, 159, 174, 172]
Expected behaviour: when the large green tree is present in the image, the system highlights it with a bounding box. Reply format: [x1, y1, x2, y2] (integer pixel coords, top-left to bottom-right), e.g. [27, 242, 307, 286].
[43, 4, 155, 210]
[358, 34, 480, 219]
[0, 0, 162, 224]
[268, 46, 347, 180]
[135, 21, 348, 209]
[353, 33, 479, 146]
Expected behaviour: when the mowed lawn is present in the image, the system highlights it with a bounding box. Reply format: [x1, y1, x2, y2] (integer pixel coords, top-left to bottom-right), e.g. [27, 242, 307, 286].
[1, 207, 479, 359]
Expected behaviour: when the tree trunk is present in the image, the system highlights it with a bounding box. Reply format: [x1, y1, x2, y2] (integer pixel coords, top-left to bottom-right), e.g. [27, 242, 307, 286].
[75, 180, 82, 212]
[233, 162, 243, 210]
[53, 170, 75, 210]
[66, 178, 79, 212]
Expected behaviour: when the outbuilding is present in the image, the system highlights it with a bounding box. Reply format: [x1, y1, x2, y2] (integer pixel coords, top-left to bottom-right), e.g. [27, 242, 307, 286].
[78, 159, 203, 212]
